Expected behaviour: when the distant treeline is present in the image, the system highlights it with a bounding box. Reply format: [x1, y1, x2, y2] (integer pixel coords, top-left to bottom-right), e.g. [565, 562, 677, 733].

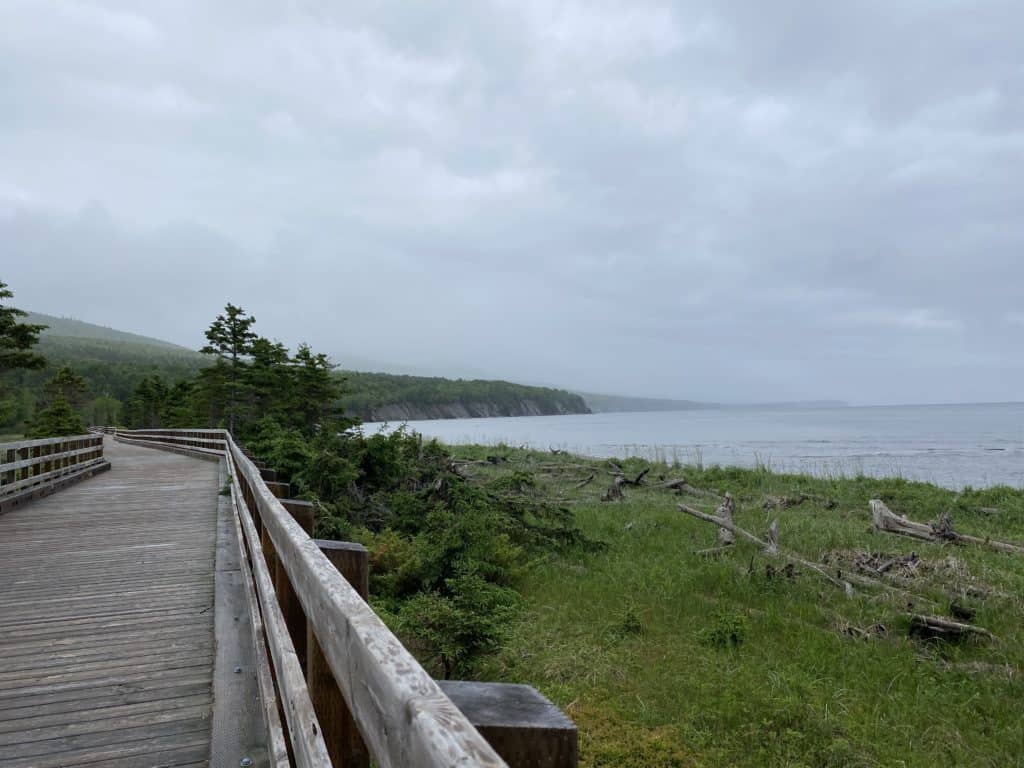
[0, 313, 589, 431]
[1, 336, 206, 430]
[340, 371, 590, 421]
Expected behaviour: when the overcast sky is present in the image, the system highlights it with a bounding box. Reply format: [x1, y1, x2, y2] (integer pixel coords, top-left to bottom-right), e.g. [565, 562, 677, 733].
[2, 1, 1021, 405]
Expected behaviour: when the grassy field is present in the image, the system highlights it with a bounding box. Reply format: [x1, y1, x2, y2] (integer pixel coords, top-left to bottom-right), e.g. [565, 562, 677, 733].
[447, 445, 1024, 767]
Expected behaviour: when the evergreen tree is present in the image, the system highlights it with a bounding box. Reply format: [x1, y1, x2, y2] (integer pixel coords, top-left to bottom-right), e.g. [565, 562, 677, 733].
[193, 360, 230, 428]
[290, 343, 345, 434]
[86, 396, 122, 427]
[124, 376, 168, 428]
[40, 365, 90, 410]
[26, 391, 86, 437]
[201, 304, 256, 433]
[161, 380, 196, 427]
[0, 280, 47, 423]
[247, 337, 293, 424]
[0, 280, 47, 374]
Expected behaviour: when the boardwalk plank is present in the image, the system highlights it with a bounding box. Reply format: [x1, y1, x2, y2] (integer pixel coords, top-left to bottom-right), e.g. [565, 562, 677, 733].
[0, 438, 219, 766]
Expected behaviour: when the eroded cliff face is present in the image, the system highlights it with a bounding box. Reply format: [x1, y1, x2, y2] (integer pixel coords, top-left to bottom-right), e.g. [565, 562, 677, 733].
[361, 398, 586, 422]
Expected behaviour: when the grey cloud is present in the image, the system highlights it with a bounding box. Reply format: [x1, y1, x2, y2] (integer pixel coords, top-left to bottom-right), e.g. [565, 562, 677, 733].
[1, 0, 1021, 405]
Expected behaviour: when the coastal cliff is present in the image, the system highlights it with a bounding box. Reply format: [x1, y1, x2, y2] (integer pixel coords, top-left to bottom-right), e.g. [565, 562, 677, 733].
[340, 370, 590, 422]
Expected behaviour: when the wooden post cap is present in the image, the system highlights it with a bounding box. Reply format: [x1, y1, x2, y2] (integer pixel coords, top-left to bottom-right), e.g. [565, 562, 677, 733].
[436, 681, 578, 768]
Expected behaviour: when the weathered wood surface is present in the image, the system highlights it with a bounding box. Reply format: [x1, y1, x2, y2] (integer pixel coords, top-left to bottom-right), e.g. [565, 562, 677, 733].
[228, 437, 508, 768]
[119, 428, 509, 768]
[0, 437, 220, 767]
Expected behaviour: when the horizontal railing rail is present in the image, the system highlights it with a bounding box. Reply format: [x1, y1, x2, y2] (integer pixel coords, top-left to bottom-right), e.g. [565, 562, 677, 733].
[115, 428, 510, 768]
[1, 434, 108, 509]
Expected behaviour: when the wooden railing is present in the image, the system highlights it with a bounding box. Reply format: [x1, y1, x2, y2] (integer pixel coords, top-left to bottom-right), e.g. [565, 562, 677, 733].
[0, 433, 108, 513]
[114, 429, 576, 768]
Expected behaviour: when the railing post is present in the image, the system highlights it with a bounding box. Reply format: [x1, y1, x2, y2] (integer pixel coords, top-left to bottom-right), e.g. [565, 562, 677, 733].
[276, 499, 315, 671]
[265, 481, 290, 499]
[308, 540, 370, 768]
[437, 681, 579, 768]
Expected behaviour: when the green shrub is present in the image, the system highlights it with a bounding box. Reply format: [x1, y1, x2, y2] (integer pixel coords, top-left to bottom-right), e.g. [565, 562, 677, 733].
[699, 608, 749, 649]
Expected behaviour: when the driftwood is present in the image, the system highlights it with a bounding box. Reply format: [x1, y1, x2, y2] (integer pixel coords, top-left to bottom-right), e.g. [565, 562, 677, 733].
[678, 503, 854, 595]
[715, 494, 736, 547]
[601, 482, 624, 502]
[827, 549, 1013, 604]
[610, 467, 649, 487]
[870, 500, 1024, 555]
[763, 494, 808, 510]
[908, 614, 995, 643]
[574, 473, 596, 490]
[764, 519, 779, 555]
[763, 492, 837, 510]
[656, 479, 722, 499]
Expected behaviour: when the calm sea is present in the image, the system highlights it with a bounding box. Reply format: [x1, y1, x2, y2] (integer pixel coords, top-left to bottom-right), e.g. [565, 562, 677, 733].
[366, 403, 1024, 489]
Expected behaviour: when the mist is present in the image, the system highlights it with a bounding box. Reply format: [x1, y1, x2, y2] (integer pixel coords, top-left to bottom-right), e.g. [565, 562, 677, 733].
[3, 1, 1022, 405]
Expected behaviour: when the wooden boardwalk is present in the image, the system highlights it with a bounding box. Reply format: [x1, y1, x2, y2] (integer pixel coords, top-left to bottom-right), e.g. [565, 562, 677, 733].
[0, 438, 220, 767]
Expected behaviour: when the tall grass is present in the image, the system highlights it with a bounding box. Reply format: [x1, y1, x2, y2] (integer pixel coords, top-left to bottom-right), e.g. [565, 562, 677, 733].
[450, 443, 1024, 767]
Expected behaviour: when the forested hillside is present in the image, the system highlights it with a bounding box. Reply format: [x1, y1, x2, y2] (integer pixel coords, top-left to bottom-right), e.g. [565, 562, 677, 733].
[24, 311, 197, 351]
[341, 371, 589, 421]
[1, 314, 208, 430]
[1, 308, 589, 431]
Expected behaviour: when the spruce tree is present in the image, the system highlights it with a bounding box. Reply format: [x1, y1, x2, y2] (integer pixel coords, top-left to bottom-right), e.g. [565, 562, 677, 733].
[26, 391, 86, 438]
[0, 280, 47, 423]
[290, 343, 344, 434]
[201, 304, 256, 433]
[40, 365, 90, 410]
[0, 280, 47, 374]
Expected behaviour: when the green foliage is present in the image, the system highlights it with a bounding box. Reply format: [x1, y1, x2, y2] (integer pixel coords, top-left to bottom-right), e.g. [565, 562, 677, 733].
[201, 303, 257, 432]
[40, 365, 90, 410]
[699, 608, 749, 649]
[245, 418, 311, 484]
[397, 574, 521, 679]
[0, 280, 47, 375]
[339, 369, 589, 420]
[604, 603, 644, 641]
[0, 280, 47, 423]
[237, 423, 592, 679]
[463, 444, 1024, 767]
[26, 391, 85, 437]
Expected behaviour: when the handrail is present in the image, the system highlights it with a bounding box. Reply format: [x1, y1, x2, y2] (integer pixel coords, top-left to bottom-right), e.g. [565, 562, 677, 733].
[116, 428, 508, 768]
[1, 433, 107, 507]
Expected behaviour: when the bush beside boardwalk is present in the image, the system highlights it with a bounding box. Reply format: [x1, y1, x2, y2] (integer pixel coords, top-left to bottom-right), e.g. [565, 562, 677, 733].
[448, 444, 1024, 767]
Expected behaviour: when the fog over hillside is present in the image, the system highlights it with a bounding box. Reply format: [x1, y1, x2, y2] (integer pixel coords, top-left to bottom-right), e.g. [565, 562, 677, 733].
[2, 2, 1022, 405]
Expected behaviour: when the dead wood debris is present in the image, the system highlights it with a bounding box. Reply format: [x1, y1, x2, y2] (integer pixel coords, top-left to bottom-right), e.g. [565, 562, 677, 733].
[763, 492, 838, 510]
[574, 472, 596, 489]
[655, 478, 722, 499]
[600, 466, 650, 501]
[870, 500, 1024, 555]
[601, 482, 624, 502]
[908, 614, 995, 643]
[838, 620, 888, 641]
[678, 502, 855, 595]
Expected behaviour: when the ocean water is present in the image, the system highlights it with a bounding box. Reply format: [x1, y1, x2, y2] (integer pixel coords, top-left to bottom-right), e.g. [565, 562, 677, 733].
[365, 402, 1024, 489]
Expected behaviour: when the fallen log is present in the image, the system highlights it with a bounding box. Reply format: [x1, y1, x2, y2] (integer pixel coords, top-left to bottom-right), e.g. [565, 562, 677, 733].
[870, 500, 1024, 555]
[763, 494, 808, 510]
[573, 473, 596, 490]
[610, 467, 649, 487]
[908, 614, 995, 643]
[678, 502, 853, 595]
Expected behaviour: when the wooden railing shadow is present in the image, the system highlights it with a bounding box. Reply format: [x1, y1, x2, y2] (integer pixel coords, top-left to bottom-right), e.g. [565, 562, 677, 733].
[115, 428, 577, 768]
